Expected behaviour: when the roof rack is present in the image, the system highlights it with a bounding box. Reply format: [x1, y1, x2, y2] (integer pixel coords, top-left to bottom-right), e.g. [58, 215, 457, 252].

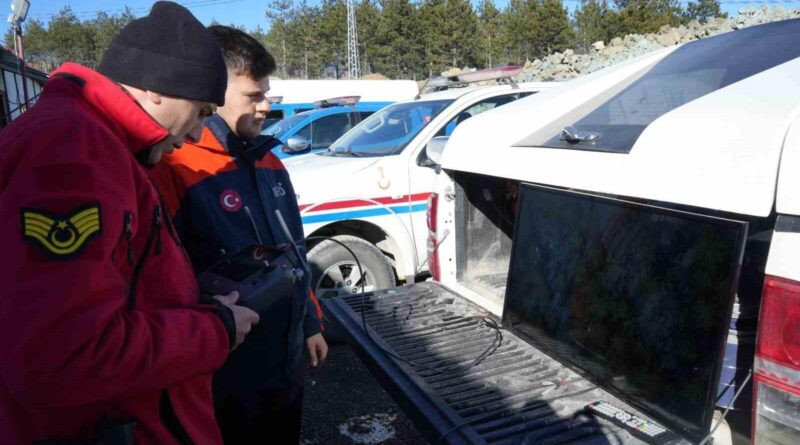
[420, 65, 523, 95]
[314, 95, 361, 108]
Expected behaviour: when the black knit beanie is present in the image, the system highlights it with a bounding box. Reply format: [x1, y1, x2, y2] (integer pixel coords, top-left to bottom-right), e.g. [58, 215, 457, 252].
[98, 1, 227, 106]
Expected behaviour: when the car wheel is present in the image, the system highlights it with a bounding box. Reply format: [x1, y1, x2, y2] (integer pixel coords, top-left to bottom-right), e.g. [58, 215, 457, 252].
[308, 235, 396, 342]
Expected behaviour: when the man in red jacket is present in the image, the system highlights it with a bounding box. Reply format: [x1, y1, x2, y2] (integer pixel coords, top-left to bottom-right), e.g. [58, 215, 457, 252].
[0, 2, 259, 444]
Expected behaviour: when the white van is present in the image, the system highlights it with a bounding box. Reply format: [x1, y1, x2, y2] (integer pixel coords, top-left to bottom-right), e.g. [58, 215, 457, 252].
[321, 19, 800, 444]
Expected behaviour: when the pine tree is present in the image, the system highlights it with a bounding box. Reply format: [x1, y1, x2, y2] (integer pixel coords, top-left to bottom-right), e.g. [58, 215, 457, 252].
[88, 8, 135, 69]
[686, 0, 726, 23]
[615, 0, 686, 35]
[477, 0, 504, 68]
[537, 0, 573, 56]
[418, 0, 449, 76]
[503, 0, 540, 64]
[317, 0, 348, 78]
[573, 0, 621, 52]
[286, 1, 324, 79]
[266, 0, 295, 78]
[443, 0, 481, 70]
[374, 0, 424, 79]
[356, 0, 381, 75]
[503, 0, 573, 63]
[46, 7, 96, 67]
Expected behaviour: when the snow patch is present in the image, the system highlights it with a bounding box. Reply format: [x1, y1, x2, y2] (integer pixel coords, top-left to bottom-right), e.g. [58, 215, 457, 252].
[338, 413, 397, 444]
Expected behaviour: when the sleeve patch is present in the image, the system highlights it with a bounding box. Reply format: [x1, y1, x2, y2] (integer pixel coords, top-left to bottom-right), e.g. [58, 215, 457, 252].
[21, 204, 103, 259]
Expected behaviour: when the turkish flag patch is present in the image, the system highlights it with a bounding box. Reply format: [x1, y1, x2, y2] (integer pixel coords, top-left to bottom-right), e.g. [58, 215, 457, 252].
[219, 189, 243, 212]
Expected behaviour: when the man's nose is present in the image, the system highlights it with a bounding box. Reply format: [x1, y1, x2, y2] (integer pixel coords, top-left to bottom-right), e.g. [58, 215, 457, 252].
[256, 97, 270, 114]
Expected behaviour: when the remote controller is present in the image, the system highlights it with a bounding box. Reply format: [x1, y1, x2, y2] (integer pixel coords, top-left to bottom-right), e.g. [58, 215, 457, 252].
[197, 244, 299, 314]
[585, 401, 676, 444]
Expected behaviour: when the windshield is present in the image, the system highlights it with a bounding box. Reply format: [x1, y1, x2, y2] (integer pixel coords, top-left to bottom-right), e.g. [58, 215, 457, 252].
[262, 113, 308, 139]
[327, 99, 453, 157]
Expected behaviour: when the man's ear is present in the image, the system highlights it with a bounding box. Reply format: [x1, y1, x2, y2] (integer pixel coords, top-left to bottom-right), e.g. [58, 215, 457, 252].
[145, 90, 163, 105]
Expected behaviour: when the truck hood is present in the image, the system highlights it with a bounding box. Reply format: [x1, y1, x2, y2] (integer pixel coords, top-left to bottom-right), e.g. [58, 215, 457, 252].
[443, 44, 800, 217]
[284, 153, 384, 204]
[284, 152, 381, 176]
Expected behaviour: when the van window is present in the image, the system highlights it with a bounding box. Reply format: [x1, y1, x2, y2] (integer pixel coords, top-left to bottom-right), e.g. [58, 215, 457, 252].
[263, 113, 307, 138]
[307, 113, 353, 149]
[541, 19, 800, 153]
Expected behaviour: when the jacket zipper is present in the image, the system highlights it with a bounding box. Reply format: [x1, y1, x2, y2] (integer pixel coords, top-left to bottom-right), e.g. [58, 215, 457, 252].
[124, 212, 135, 266]
[162, 203, 182, 246]
[127, 204, 194, 444]
[126, 206, 161, 311]
[154, 206, 163, 255]
[159, 389, 194, 445]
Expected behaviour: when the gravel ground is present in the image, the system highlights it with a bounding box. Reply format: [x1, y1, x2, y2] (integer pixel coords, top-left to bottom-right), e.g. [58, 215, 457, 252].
[301, 343, 429, 445]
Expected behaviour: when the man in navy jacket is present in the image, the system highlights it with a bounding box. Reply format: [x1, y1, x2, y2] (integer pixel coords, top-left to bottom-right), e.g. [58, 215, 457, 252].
[152, 26, 327, 444]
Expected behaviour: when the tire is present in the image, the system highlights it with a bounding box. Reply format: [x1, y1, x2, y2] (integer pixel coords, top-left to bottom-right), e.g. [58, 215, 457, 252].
[307, 235, 395, 342]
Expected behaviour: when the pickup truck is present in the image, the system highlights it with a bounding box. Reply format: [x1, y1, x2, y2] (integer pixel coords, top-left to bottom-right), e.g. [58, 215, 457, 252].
[322, 19, 800, 444]
[285, 78, 555, 300]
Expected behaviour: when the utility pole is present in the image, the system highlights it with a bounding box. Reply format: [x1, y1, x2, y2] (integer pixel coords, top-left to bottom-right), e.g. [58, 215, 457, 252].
[346, 0, 360, 79]
[7, 0, 30, 112]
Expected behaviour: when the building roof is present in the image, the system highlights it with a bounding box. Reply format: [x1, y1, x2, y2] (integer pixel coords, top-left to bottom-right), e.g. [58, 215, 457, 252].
[0, 46, 49, 81]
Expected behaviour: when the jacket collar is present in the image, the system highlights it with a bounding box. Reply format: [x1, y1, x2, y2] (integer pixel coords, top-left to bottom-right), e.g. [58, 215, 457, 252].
[49, 63, 168, 154]
[203, 114, 246, 155]
[196, 114, 277, 160]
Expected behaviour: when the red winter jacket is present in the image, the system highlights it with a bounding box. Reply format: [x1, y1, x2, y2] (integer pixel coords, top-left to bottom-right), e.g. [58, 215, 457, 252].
[0, 63, 230, 444]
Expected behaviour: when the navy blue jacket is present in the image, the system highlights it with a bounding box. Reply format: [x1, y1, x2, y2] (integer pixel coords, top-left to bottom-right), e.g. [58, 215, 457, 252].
[152, 115, 322, 393]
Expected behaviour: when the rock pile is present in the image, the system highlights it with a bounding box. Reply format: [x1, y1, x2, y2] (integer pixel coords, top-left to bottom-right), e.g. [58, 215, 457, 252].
[517, 6, 800, 81]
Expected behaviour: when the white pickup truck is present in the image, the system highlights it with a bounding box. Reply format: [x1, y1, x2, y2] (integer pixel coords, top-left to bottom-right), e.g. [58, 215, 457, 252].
[284, 77, 555, 300]
[322, 19, 800, 445]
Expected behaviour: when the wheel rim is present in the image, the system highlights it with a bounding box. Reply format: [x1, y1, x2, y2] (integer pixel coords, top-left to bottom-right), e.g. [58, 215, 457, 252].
[315, 260, 378, 298]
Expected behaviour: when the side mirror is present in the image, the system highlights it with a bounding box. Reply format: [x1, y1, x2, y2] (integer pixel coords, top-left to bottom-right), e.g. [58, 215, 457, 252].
[424, 136, 449, 166]
[282, 136, 310, 154]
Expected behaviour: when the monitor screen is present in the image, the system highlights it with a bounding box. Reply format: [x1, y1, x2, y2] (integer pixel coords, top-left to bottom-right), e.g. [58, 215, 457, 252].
[502, 184, 747, 442]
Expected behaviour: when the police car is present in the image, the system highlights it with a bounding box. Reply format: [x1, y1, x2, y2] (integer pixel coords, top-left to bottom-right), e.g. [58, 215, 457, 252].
[263, 96, 386, 158]
[284, 68, 556, 304]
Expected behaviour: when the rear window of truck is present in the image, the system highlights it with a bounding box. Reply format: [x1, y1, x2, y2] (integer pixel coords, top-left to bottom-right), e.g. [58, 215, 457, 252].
[540, 19, 800, 153]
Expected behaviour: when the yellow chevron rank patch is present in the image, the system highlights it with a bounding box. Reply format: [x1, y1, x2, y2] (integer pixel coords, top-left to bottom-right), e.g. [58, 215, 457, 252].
[21, 205, 102, 259]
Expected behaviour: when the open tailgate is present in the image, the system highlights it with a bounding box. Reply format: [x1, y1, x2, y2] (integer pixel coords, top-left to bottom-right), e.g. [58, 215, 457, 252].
[323, 282, 689, 444]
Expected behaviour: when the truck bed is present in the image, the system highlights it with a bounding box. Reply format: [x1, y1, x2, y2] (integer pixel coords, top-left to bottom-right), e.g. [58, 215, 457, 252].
[323, 282, 691, 444]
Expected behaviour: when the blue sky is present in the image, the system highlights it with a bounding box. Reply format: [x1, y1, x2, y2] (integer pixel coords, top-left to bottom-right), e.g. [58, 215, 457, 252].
[1, 0, 795, 39]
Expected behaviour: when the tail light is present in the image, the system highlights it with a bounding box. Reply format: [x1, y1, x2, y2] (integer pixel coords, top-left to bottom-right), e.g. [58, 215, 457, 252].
[426, 193, 440, 281]
[753, 275, 800, 444]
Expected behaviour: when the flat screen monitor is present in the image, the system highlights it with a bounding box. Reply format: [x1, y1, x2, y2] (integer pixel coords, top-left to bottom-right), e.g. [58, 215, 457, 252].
[502, 183, 747, 442]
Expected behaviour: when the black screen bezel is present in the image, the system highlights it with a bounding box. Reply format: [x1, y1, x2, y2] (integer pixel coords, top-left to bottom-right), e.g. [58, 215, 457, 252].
[501, 183, 748, 443]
